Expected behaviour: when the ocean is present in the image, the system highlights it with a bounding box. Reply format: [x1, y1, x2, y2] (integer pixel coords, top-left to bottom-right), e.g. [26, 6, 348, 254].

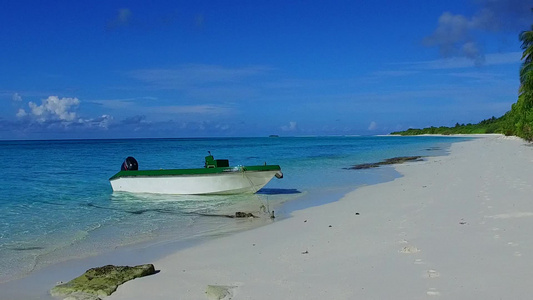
[0, 136, 469, 285]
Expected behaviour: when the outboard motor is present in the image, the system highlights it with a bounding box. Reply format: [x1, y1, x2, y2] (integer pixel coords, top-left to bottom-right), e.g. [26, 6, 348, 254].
[121, 156, 138, 171]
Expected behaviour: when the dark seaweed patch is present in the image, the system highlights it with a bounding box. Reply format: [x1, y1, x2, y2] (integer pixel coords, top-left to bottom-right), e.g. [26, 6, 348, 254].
[10, 246, 45, 251]
[345, 156, 424, 170]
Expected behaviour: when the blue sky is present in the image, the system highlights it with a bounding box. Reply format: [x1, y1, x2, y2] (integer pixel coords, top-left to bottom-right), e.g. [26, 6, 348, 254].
[1, 0, 531, 139]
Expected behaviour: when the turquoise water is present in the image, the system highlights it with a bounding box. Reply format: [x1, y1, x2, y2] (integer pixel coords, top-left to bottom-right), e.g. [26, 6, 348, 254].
[0, 136, 468, 283]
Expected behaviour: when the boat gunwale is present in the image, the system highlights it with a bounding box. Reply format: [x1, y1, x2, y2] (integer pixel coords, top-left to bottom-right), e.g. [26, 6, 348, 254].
[109, 165, 281, 181]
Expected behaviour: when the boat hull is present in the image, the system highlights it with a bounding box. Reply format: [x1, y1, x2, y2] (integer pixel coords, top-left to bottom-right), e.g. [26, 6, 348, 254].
[109, 167, 282, 195]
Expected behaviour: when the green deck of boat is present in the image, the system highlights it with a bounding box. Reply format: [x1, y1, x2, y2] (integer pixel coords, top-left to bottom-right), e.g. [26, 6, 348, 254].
[109, 165, 281, 181]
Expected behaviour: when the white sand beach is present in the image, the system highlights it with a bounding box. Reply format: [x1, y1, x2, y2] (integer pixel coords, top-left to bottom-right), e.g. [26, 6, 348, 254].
[105, 134, 533, 299]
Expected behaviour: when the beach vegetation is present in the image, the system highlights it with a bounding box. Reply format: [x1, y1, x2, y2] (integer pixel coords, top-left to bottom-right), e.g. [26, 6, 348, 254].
[392, 19, 533, 141]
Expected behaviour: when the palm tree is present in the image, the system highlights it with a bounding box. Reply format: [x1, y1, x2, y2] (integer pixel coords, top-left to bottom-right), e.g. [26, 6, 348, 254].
[519, 25, 533, 107]
[516, 24, 533, 140]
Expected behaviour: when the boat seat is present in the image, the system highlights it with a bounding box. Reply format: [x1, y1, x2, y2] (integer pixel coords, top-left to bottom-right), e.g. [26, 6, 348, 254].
[215, 159, 229, 167]
[205, 154, 229, 168]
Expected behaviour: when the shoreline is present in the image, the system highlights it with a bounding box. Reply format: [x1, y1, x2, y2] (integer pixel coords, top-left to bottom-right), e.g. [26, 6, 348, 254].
[0, 168, 404, 300]
[0, 136, 467, 299]
[0, 163, 402, 300]
[103, 134, 533, 299]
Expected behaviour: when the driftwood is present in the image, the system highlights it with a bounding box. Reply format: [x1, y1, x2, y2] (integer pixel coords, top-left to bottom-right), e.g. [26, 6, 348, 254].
[190, 211, 258, 218]
[346, 156, 424, 170]
[227, 212, 257, 218]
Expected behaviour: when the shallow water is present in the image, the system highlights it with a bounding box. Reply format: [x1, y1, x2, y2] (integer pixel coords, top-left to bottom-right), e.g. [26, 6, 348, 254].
[0, 136, 469, 283]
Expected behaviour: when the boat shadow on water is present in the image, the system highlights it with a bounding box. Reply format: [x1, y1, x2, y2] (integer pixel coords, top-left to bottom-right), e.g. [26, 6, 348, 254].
[256, 188, 301, 195]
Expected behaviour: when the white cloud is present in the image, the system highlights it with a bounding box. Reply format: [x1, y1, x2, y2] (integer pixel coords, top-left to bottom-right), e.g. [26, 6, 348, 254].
[397, 51, 521, 71]
[12, 93, 22, 102]
[424, 0, 532, 63]
[8, 96, 116, 135]
[424, 12, 476, 59]
[28, 96, 80, 122]
[81, 114, 113, 129]
[368, 121, 378, 131]
[107, 8, 132, 30]
[371, 70, 420, 77]
[215, 123, 230, 131]
[20, 96, 80, 122]
[16, 108, 27, 117]
[117, 8, 131, 23]
[88, 97, 156, 110]
[152, 104, 231, 115]
[281, 121, 298, 132]
[99, 115, 113, 128]
[128, 64, 272, 89]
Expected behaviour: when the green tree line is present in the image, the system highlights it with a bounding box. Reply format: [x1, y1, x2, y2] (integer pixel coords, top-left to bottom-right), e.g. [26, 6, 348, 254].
[392, 21, 533, 141]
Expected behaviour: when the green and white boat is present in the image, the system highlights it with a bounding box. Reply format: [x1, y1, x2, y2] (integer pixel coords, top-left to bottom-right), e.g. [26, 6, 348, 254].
[109, 153, 283, 195]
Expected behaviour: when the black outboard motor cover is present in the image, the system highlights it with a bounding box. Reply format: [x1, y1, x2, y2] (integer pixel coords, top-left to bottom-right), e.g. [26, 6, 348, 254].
[121, 156, 138, 171]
